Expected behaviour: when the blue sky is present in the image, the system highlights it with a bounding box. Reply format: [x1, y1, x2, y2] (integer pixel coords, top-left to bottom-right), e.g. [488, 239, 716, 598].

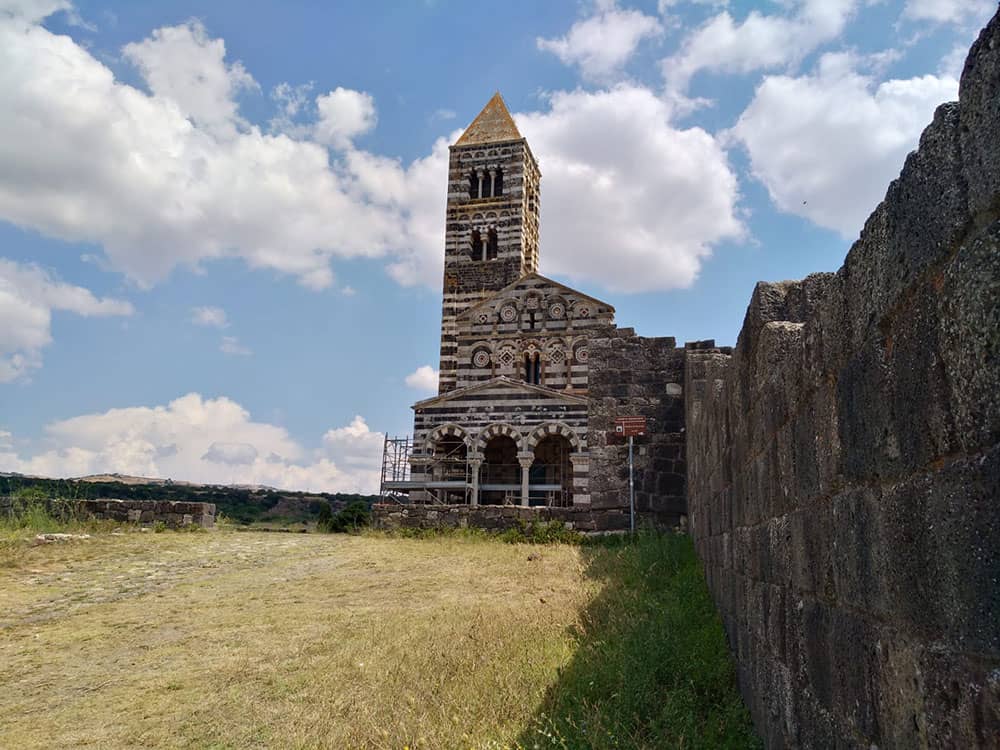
[0, 0, 994, 491]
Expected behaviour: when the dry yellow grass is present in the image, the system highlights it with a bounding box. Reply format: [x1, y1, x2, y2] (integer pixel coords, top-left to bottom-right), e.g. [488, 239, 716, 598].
[0, 530, 595, 749]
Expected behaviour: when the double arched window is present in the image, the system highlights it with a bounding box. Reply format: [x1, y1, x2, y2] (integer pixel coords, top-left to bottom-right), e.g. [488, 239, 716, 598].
[467, 168, 504, 199]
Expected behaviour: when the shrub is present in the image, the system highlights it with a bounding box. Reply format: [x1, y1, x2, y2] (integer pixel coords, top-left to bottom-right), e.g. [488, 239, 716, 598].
[498, 519, 583, 545]
[320, 501, 371, 533]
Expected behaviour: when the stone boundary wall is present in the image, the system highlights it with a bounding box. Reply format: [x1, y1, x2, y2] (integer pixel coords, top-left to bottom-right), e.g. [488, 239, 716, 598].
[685, 13, 1000, 748]
[586, 329, 688, 528]
[372, 503, 630, 533]
[80, 499, 216, 528]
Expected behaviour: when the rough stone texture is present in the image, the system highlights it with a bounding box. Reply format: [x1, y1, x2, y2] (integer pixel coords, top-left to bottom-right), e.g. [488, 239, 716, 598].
[372, 502, 629, 533]
[77, 498, 215, 528]
[586, 330, 693, 528]
[686, 12, 1000, 748]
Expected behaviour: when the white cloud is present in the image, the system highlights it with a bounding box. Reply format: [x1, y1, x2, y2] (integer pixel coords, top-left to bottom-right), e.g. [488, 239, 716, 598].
[537, 1, 663, 81]
[903, 0, 994, 25]
[0, 429, 12, 449]
[191, 306, 228, 328]
[663, 0, 858, 97]
[313, 87, 377, 148]
[0, 258, 133, 382]
[405, 365, 439, 392]
[122, 20, 257, 137]
[0, 393, 384, 493]
[0, 8, 745, 297]
[516, 86, 742, 291]
[219, 335, 251, 356]
[729, 52, 959, 237]
[0, 11, 436, 290]
[322, 416, 384, 479]
[0, 0, 70, 24]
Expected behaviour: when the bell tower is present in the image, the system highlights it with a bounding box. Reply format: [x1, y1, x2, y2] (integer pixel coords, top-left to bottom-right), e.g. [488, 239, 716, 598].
[437, 92, 541, 394]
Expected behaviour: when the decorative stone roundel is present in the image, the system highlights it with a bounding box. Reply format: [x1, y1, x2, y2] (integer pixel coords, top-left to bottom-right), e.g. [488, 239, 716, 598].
[473, 349, 491, 368]
[476, 312, 490, 325]
[576, 305, 591, 319]
[548, 302, 565, 319]
[499, 304, 518, 323]
[575, 347, 589, 363]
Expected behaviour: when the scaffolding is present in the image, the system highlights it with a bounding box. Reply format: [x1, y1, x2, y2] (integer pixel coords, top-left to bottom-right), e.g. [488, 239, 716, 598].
[378, 433, 573, 507]
[378, 435, 412, 502]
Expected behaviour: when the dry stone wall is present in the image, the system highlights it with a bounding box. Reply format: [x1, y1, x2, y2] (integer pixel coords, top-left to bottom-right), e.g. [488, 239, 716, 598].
[372, 502, 629, 532]
[686, 12, 1000, 748]
[81, 499, 216, 528]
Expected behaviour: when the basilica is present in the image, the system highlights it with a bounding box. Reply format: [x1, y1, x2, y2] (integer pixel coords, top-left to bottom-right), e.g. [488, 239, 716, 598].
[395, 93, 621, 507]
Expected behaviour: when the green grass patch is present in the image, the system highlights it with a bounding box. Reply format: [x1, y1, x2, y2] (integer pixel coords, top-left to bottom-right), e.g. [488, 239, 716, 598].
[519, 532, 761, 749]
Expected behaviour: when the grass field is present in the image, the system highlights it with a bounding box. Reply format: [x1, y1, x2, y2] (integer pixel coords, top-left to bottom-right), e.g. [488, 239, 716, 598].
[0, 528, 759, 749]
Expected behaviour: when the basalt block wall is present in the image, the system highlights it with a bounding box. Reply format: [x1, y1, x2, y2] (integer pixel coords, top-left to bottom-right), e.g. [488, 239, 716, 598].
[686, 13, 1000, 749]
[372, 503, 629, 532]
[81, 499, 216, 527]
[587, 329, 688, 528]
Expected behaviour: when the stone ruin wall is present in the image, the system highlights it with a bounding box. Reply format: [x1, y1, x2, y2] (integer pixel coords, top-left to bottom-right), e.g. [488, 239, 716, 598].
[586, 329, 690, 528]
[685, 12, 1000, 748]
[0, 497, 218, 528]
[80, 499, 216, 528]
[372, 502, 630, 533]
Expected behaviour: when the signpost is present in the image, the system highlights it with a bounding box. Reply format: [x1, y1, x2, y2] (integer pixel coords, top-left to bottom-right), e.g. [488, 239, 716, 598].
[614, 417, 647, 535]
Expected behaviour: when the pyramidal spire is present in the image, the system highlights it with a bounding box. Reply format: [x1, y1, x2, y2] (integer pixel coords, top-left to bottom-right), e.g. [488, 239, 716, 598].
[455, 92, 523, 146]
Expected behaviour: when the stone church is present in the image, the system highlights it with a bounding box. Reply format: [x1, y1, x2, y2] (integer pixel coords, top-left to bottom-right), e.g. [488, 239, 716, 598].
[383, 93, 691, 522]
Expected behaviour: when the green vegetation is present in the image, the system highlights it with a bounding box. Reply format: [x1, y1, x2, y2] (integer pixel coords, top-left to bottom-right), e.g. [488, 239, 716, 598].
[379, 519, 585, 545]
[521, 533, 761, 749]
[317, 499, 371, 532]
[0, 474, 379, 526]
[0, 487, 117, 568]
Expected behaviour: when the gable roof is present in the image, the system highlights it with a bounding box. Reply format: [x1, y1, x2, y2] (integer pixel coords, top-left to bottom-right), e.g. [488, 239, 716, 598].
[454, 92, 523, 146]
[412, 376, 588, 409]
[456, 272, 616, 321]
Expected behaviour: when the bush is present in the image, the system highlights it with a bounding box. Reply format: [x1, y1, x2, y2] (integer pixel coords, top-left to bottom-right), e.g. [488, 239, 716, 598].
[320, 501, 371, 533]
[1, 488, 84, 532]
[498, 519, 582, 545]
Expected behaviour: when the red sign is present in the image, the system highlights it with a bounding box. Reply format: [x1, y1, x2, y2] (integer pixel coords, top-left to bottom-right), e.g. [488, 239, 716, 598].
[614, 417, 647, 437]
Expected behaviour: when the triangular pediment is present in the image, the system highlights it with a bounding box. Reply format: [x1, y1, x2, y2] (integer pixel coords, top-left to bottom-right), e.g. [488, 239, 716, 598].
[457, 272, 615, 321]
[455, 92, 523, 146]
[412, 377, 587, 410]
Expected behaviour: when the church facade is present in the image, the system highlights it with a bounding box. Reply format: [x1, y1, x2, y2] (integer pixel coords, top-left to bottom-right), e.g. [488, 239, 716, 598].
[406, 93, 620, 508]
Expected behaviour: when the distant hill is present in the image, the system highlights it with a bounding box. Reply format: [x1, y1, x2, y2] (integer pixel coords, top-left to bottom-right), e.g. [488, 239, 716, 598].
[0, 473, 380, 526]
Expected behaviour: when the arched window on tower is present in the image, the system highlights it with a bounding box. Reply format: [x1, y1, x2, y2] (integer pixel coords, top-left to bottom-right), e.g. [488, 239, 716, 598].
[487, 228, 498, 260]
[468, 172, 477, 199]
[494, 168, 503, 197]
[470, 229, 482, 260]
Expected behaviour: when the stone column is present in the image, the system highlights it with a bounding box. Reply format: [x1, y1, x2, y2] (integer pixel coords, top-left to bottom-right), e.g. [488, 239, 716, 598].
[469, 457, 482, 506]
[477, 171, 484, 199]
[489, 169, 496, 197]
[518, 453, 534, 507]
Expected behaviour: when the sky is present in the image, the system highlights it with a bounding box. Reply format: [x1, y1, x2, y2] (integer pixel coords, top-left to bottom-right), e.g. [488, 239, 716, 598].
[0, 0, 995, 492]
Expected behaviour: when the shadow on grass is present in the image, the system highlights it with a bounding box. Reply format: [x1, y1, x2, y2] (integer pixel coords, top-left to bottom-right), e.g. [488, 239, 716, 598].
[516, 533, 761, 749]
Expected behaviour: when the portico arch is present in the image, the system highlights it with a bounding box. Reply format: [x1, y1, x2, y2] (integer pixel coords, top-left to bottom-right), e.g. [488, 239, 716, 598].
[525, 422, 581, 452]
